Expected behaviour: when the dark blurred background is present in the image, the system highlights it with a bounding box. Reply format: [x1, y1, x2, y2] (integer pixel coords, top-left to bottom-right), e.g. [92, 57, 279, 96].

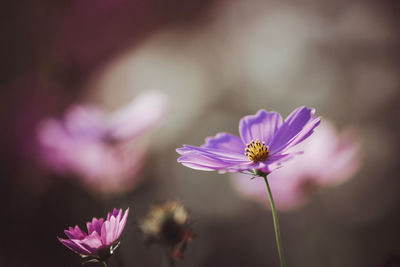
[1, 0, 400, 266]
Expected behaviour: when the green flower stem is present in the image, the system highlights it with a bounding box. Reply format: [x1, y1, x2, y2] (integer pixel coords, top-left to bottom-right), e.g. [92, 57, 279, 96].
[102, 261, 109, 267]
[262, 174, 286, 267]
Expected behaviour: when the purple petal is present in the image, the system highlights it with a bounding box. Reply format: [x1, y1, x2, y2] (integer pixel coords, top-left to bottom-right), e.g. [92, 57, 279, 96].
[76, 231, 103, 252]
[116, 208, 129, 239]
[177, 144, 250, 172]
[105, 91, 168, 142]
[101, 216, 118, 246]
[239, 110, 282, 145]
[108, 216, 117, 245]
[58, 237, 91, 255]
[101, 220, 109, 246]
[177, 145, 247, 161]
[219, 161, 263, 173]
[178, 153, 245, 171]
[64, 225, 87, 240]
[64, 105, 106, 139]
[269, 107, 320, 154]
[87, 217, 104, 235]
[113, 208, 120, 217]
[203, 132, 245, 154]
[111, 209, 122, 242]
[107, 208, 120, 221]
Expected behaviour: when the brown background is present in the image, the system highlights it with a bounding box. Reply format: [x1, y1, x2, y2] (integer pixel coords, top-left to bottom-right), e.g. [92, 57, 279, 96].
[1, 0, 400, 266]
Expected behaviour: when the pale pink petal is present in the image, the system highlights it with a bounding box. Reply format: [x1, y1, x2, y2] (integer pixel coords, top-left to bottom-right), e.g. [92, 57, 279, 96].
[86, 217, 104, 235]
[75, 231, 103, 252]
[58, 237, 92, 255]
[311, 126, 361, 186]
[64, 225, 87, 239]
[107, 208, 120, 221]
[111, 209, 123, 242]
[108, 216, 118, 245]
[101, 220, 110, 245]
[231, 170, 309, 211]
[106, 91, 168, 142]
[116, 208, 129, 239]
[64, 105, 106, 138]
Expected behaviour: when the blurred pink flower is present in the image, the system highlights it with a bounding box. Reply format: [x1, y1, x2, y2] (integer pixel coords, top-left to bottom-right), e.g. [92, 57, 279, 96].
[231, 120, 361, 210]
[37, 91, 167, 195]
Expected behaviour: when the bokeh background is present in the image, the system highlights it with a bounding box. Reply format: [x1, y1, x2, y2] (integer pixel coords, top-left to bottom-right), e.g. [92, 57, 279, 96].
[1, 0, 400, 266]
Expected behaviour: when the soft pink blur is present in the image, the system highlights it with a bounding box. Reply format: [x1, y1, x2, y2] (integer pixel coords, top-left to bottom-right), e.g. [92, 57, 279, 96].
[37, 91, 168, 195]
[231, 120, 362, 211]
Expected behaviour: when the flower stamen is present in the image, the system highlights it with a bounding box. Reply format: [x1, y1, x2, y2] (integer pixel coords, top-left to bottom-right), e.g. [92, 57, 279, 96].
[245, 139, 269, 163]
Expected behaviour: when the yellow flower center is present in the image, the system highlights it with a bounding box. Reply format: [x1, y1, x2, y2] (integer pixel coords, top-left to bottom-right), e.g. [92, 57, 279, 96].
[245, 139, 269, 163]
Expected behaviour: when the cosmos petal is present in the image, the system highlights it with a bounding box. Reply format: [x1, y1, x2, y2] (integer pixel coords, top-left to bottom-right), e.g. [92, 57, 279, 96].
[58, 237, 92, 255]
[203, 132, 245, 154]
[116, 208, 129, 239]
[64, 105, 106, 138]
[64, 225, 87, 239]
[177, 145, 247, 161]
[239, 110, 282, 145]
[106, 91, 168, 142]
[101, 220, 110, 246]
[107, 208, 120, 221]
[178, 153, 248, 171]
[76, 231, 103, 252]
[231, 172, 308, 211]
[260, 152, 302, 173]
[269, 107, 320, 154]
[87, 217, 104, 235]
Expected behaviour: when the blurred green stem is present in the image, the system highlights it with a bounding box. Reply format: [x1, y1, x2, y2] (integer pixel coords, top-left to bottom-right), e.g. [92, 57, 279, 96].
[263, 174, 286, 267]
[102, 260, 108, 267]
[164, 247, 175, 267]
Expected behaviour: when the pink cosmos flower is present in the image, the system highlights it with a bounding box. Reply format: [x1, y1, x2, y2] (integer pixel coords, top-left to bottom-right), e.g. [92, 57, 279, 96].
[37, 91, 167, 194]
[177, 107, 320, 174]
[58, 208, 129, 264]
[231, 121, 361, 210]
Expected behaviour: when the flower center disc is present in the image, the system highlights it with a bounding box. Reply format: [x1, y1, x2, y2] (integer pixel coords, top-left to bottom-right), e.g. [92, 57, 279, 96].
[245, 139, 269, 163]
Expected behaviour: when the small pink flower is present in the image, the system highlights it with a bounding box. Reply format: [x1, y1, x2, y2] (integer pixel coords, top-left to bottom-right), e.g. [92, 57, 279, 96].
[37, 91, 167, 194]
[58, 208, 129, 264]
[231, 120, 361, 210]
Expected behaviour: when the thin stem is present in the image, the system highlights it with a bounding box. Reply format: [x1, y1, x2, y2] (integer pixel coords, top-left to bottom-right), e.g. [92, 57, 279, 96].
[263, 175, 286, 267]
[103, 260, 109, 267]
[163, 247, 175, 267]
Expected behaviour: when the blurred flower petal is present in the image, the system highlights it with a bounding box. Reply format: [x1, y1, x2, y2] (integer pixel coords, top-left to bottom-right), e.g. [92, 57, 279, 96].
[106, 91, 168, 142]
